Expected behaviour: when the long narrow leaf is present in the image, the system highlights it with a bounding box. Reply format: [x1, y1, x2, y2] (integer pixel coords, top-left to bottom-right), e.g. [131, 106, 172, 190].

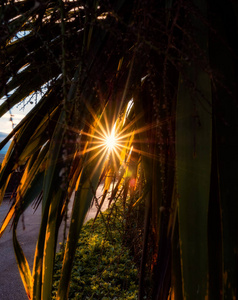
[13, 217, 32, 300]
[176, 1, 212, 295]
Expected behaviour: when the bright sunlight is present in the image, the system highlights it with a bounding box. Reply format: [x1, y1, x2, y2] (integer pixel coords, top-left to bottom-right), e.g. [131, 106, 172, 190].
[104, 127, 117, 153]
[78, 99, 157, 173]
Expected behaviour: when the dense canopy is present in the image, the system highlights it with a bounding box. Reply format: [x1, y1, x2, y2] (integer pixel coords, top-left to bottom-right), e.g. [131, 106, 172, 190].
[0, 0, 238, 299]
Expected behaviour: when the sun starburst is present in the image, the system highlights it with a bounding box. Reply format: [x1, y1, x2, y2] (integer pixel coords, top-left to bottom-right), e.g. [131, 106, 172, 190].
[104, 130, 117, 153]
[73, 99, 160, 181]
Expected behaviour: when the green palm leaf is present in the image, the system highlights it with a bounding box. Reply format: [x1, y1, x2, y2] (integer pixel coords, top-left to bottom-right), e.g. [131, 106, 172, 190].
[176, 1, 212, 297]
[1, 1, 237, 300]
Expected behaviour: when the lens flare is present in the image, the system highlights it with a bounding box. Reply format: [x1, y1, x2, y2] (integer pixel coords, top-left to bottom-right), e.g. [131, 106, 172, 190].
[104, 128, 118, 153]
[75, 99, 160, 180]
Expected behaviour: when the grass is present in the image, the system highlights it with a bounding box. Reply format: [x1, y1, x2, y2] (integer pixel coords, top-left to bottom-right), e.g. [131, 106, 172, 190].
[52, 203, 139, 299]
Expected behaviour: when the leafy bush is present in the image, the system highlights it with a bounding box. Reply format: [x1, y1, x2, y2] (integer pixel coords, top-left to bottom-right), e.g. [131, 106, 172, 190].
[52, 206, 139, 299]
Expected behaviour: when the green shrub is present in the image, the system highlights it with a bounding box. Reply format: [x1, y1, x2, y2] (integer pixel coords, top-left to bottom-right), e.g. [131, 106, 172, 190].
[52, 206, 139, 299]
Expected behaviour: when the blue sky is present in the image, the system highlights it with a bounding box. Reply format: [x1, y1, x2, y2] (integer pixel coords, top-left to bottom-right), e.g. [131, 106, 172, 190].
[0, 77, 48, 155]
[0, 106, 32, 154]
[0, 132, 11, 154]
[0, 32, 36, 155]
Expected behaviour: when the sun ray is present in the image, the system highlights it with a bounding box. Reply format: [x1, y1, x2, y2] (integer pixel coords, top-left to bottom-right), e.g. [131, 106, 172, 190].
[116, 121, 157, 141]
[77, 144, 107, 156]
[83, 101, 109, 138]
[82, 145, 107, 169]
[89, 147, 109, 179]
[80, 130, 106, 143]
[111, 152, 118, 171]
[71, 94, 165, 177]
[112, 146, 124, 162]
[81, 121, 107, 141]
